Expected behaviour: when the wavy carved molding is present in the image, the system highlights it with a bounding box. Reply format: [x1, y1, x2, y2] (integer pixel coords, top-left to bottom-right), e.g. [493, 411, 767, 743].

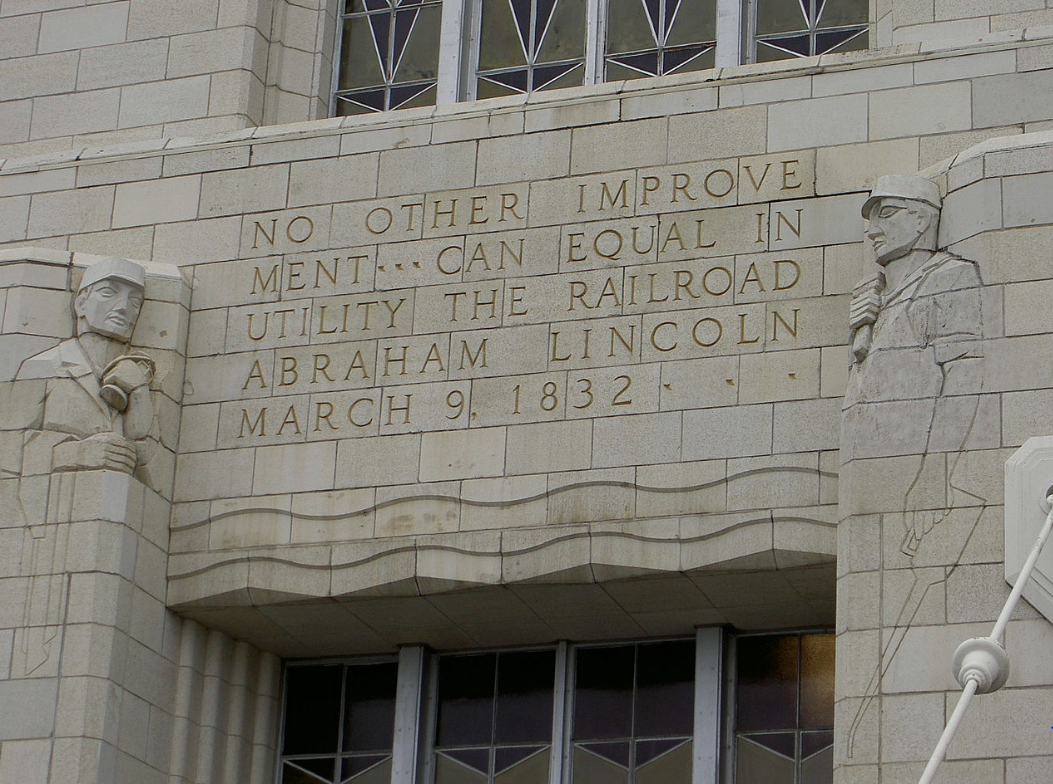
[167, 467, 838, 608]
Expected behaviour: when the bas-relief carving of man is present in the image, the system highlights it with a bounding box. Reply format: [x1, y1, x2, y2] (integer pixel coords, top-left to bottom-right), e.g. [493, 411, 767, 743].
[843, 174, 985, 556]
[16, 256, 158, 478]
[842, 175, 988, 758]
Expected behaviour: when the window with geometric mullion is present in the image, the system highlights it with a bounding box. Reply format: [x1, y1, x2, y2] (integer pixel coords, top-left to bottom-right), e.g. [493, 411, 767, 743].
[751, 0, 867, 63]
[334, 0, 442, 115]
[475, 0, 587, 99]
[605, 0, 718, 82]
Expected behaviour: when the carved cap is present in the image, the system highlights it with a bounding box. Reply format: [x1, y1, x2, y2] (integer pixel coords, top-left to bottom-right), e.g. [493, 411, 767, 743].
[862, 175, 942, 219]
[78, 256, 146, 292]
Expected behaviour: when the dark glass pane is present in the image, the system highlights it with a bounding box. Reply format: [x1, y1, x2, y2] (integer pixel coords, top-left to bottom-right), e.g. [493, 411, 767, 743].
[397, 83, 436, 109]
[801, 730, 834, 758]
[818, 0, 867, 26]
[494, 745, 545, 773]
[606, 61, 650, 81]
[800, 634, 835, 728]
[573, 646, 634, 740]
[536, 0, 586, 61]
[334, 96, 376, 115]
[340, 755, 389, 782]
[393, 5, 440, 81]
[510, 0, 534, 53]
[477, 77, 522, 98]
[634, 737, 682, 767]
[343, 662, 398, 753]
[340, 88, 386, 111]
[531, 62, 580, 90]
[744, 731, 795, 757]
[283, 665, 343, 755]
[736, 635, 799, 732]
[484, 68, 531, 92]
[607, 0, 658, 54]
[634, 641, 694, 737]
[340, 17, 385, 89]
[736, 737, 795, 784]
[608, 51, 660, 76]
[494, 748, 549, 783]
[495, 650, 555, 744]
[668, 46, 714, 73]
[663, 45, 709, 73]
[828, 28, 867, 52]
[759, 33, 811, 56]
[437, 654, 497, 747]
[445, 747, 491, 773]
[479, 0, 527, 69]
[288, 758, 337, 781]
[283, 761, 333, 784]
[755, 40, 796, 62]
[757, 0, 807, 34]
[814, 27, 859, 54]
[389, 82, 434, 109]
[580, 740, 631, 767]
[536, 62, 584, 90]
[666, 0, 717, 45]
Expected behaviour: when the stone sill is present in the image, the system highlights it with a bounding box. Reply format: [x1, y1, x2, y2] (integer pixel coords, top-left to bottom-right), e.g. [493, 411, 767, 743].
[3, 28, 1053, 176]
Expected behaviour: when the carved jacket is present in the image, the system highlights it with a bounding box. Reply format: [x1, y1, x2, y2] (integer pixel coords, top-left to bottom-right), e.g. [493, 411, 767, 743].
[842, 251, 984, 462]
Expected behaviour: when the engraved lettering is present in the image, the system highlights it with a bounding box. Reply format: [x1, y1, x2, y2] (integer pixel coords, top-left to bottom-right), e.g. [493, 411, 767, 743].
[251, 264, 279, 295]
[286, 215, 314, 244]
[459, 338, 488, 370]
[704, 169, 735, 198]
[437, 245, 463, 275]
[600, 179, 630, 210]
[386, 394, 412, 425]
[773, 259, 801, 290]
[738, 313, 760, 345]
[772, 308, 800, 341]
[693, 318, 722, 348]
[286, 261, 306, 291]
[239, 408, 267, 437]
[243, 360, 269, 390]
[775, 209, 804, 241]
[252, 219, 277, 249]
[366, 207, 393, 234]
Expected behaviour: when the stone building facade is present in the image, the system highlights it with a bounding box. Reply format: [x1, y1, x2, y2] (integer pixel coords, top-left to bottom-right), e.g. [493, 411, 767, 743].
[2, 1, 1053, 783]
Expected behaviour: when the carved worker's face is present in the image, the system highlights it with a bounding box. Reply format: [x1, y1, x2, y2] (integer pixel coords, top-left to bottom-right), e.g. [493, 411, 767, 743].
[866, 197, 933, 266]
[74, 277, 144, 341]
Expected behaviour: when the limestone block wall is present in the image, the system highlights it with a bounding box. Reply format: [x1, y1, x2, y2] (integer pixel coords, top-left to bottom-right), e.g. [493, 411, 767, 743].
[836, 133, 1053, 783]
[877, 0, 1053, 47]
[0, 0, 337, 161]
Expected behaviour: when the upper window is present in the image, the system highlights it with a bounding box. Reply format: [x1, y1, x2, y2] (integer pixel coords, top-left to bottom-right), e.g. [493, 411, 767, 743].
[334, 0, 868, 114]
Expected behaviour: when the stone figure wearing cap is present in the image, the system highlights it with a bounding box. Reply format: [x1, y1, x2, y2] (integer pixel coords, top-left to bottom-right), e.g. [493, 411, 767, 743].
[843, 174, 985, 556]
[16, 257, 157, 475]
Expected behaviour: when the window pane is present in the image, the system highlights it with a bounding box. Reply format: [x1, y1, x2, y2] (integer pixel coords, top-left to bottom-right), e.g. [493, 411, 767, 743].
[435, 753, 489, 784]
[735, 736, 795, 784]
[666, 0, 717, 46]
[495, 650, 555, 744]
[283, 759, 335, 784]
[339, 16, 385, 89]
[635, 739, 692, 784]
[437, 654, 497, 747]
[494, 747, 549, 782]
[757, 0, 808, 34]
[606, 0, 657, 54]
[800, 634, 835, 729]
[735, 635, 798, 732]
[343, 662, 398, 752]
[536, 0, 586, 62]
[479, 0, 528, 70]
[818, 0, 867, 27]
[283, 665, 343, 756]
[573, 744, 630, 784]
[573, 646, 635, 740]
[634, 641, 694, 737]
[393, 5, 440, 82]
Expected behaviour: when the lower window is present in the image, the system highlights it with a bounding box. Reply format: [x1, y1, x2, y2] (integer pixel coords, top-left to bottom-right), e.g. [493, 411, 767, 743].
[277, 630, 833, 783]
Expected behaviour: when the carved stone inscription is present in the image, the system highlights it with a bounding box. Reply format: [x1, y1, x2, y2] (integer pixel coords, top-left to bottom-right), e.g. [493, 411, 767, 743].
[186, 154, 858, 446]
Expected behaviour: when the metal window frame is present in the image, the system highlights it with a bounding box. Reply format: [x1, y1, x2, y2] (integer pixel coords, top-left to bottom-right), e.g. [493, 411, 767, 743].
[276, 653, 401, 784]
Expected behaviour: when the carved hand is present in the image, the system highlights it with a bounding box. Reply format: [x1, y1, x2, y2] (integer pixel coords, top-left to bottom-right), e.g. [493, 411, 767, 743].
[52, 432, 138, 474]
[102, 355, 154, 393]
[848, 286, 882, 330]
